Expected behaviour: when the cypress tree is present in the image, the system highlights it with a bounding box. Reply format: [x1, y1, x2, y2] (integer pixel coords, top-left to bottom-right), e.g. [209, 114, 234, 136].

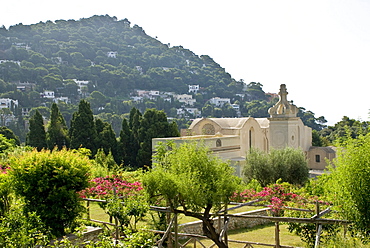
[127, 108, 142, 168]
[118, 118, 131, 166]
[46, 103, 69, 150]
[69, 100, 97, 155]
[26, 110, 47, 151]
[137, 108, 178, 168]
[95, 118, 118, 163]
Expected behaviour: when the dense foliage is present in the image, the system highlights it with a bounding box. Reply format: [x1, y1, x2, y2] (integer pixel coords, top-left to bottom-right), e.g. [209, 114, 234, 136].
[243, 147, 309, 186]
[46, 102, 69, 149]
[25, 110, 46, 150]
[25, 101, 179, 168]
[9, 148, 91, 236]
[325, 133, 370, 236]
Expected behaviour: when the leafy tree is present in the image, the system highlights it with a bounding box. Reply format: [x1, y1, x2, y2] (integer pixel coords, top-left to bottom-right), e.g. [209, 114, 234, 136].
[0, 126, 20, 146]
[69, 100, 97, 155]
[46, 103, 69, 149]
[325, 133, 370, 235]
[0, 134, 16, 153]
[320, 116, 369, 145]
[202, 103, 214, 117]
[298, 107, 327, 131]
[243, 147, 309, 186]
[86, 91, 107, 111]
[143, 142, 241, 248]
[245, 82, 267, 101]
[9, 148, 91, 237]
[242, 100, 273, 118]
[26, 110, 47, 151]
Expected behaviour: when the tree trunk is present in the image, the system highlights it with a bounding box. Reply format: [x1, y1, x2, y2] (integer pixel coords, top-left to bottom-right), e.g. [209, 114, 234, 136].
[202, 218, 228, 248]
[175, 205, 228, 248]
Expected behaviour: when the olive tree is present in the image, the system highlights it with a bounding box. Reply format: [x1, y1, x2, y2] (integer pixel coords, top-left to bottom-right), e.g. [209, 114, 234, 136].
[143, 142, 241, 248]
[243, 147, 309, 186]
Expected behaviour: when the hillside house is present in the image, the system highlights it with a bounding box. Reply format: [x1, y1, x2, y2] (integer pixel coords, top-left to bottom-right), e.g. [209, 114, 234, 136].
[209, 97, 231, 107]
[107, 51, 118, 58]
[0, 98, 18, 110]
[41, 91, 55, 99]
[174, 94, 196, 106]
[188, 85, 199, 93]
[73, 79, 89, 94]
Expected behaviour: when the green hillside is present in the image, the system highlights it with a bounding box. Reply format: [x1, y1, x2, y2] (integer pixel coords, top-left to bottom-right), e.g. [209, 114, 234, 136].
[0, 15, 240, 101]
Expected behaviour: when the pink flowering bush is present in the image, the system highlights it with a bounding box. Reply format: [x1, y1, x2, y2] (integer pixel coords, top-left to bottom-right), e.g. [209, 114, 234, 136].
[78, 175, 143, 199]
[233, 181, 332, 216]
[233, 182, 309, 215]
[78, 174, 147, 232]
[233, 181, 336, 246]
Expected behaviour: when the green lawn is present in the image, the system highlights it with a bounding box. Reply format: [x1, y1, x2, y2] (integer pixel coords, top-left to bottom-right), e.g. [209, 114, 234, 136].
[85, 201, 110, 223]
[181, 223, 304, 248]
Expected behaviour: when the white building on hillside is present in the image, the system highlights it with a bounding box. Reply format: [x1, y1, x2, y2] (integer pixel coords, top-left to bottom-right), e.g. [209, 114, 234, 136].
[0, 98, 18, 109]
[209, 97, 231, 107]
[188, 85, 199, 93]
[174, 94, 196, 106]
[73, 79, 89, 94]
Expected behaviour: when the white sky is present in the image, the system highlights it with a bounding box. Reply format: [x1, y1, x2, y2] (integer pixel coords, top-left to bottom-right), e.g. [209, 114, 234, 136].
[1, 0, 370, 125]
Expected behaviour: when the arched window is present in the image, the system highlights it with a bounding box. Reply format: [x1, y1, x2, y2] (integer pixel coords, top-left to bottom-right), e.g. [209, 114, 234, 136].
[216, 139, 222, 147]
[202, 124, 215, 135]
[249, 127, 255, 149]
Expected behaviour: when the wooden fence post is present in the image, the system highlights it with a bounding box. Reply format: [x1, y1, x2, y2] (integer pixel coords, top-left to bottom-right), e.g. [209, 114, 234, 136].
[174, 213, 178, 248]
[113, 187, 119, 245]
[86, 200, 90, 220]
[275, 222, 280, 248]
[224, 203, 228, 247]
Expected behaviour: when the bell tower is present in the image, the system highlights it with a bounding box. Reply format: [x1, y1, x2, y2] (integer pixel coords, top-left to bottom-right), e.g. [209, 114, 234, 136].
[268, 84, 311, 150]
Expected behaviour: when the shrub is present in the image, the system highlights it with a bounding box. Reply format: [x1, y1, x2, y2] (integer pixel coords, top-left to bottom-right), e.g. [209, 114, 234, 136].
[0, 200, 50, 247]
[0, 167, 11, 218]
[326, 133, 370, 236]
[243, 147, 309, 186]
[79, 174, 147, 232]
[9, 148, 91, 237]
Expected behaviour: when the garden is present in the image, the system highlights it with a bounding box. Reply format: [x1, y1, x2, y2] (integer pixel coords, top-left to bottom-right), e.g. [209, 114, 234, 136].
[0, 131, 370, 247]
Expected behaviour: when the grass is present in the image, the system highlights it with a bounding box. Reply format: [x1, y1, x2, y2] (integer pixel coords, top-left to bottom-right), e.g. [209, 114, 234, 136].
[86, 203, 305, 247]
[181, 223, 304, 248]
[85, 201, 110, 223]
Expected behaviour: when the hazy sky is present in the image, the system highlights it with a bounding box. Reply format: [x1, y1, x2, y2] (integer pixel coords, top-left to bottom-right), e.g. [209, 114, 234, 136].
[1, 0, 370, 125]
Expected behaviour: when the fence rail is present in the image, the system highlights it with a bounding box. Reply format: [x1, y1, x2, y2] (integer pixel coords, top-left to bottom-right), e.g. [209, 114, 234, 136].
[82, 198, 349, 248]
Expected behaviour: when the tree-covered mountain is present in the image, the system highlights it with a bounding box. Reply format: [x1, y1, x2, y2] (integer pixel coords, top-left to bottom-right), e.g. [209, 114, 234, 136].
[0, 15, 329, 143]
[0, 15, 242, 100]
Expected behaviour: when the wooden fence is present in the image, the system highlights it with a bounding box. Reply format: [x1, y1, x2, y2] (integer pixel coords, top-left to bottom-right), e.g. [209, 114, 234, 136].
[82, 198, 349, 248]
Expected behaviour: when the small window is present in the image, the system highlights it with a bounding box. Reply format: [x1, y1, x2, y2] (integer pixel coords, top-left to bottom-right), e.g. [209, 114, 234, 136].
[216, 139, 222, 147]
[315, 155, 321, 163]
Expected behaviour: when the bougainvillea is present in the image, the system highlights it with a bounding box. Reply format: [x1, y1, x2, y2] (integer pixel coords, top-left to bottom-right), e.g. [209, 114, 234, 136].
[78, 174, 147, 232]
[232, 182, 330, 214]
[232, 182, 335, 246]
[78, 175, 143, 199]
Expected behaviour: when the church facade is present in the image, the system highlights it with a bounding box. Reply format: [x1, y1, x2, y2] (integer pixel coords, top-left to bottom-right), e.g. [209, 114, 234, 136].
[153, 84, 334, 176]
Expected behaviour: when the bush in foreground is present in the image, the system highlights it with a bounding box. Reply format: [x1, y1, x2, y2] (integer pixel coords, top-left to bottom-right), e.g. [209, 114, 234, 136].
[9, 148, 91, 237]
